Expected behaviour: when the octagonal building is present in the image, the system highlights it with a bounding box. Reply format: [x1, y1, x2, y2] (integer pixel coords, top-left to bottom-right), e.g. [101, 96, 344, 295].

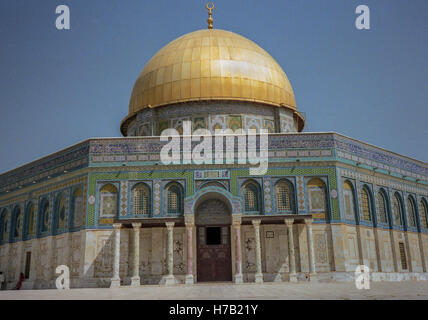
[0, 21, 428, 289]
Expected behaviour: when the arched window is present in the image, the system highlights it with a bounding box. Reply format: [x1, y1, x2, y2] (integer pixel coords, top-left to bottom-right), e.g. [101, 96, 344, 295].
[132, 183, 151, 215]
[275, 180, 294, 213]
[99, 184, 118, 217]
[361, 187, 372, 222]
[420, 199, 428, 229]
[25, 202, 36, 236]
[307, 178, 327, 213]
[72, 188, 84, 228]
[12, 206, 22, 239]
[39, 198, 50, 233]
[393, 193, 404, 227]
[343, 181, 356, 220]
[376, 190, 388, 224]
[0, 209, 8, 242]
[242, 181, 261, 213]
[54, 194, 66, 231]
[406, 197, 417, 228]
[166, 183, 183, 215]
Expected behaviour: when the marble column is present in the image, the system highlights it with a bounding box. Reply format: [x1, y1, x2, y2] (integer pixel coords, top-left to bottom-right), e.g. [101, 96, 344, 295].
[305, 218, 318, 282]
[233, 216, 243, 283]
[164, 222, 176, 286]
[110, 223, 121, 288]
[185, 220, 194, 285]
[252, 220, 263, 284]
[285, 219, 297, 282]
[131, 223, 141, 287]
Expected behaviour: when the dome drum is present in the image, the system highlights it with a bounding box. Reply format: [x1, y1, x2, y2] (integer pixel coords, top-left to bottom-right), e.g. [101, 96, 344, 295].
[122, 100, 304, 136]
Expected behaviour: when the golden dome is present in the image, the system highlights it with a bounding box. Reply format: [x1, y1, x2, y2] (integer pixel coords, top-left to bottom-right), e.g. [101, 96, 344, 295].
[122, 29, 302, 133]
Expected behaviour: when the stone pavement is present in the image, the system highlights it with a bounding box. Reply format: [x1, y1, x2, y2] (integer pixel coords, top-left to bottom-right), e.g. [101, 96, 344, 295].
[1, 281, 428, 300]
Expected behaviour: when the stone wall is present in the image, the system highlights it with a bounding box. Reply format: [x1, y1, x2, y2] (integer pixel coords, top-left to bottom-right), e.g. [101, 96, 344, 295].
[1, 222, 428, 288]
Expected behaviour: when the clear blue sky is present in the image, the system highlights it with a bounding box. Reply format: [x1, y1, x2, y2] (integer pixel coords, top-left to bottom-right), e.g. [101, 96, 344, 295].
[0, 0, 427, 173]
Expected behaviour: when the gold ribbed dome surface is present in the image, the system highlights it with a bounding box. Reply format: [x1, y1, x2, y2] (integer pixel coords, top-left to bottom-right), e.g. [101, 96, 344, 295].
[128, 29, 297, 116]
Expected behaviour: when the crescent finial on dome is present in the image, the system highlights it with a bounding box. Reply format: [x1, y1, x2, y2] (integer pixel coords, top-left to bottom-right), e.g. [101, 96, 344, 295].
[206, 2, 214, 29]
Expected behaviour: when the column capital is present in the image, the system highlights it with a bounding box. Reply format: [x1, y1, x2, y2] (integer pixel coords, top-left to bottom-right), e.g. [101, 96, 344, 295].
[113, 223, 122, 230]
[184, 214, 195, 225]
[166, 222, 175, 230]
[232, 214, 242, 226]
[284, 218, 294, 226]
[132, 222, 142, 229]
[252, 219, 261, 227]
[304, 218, 313, 225]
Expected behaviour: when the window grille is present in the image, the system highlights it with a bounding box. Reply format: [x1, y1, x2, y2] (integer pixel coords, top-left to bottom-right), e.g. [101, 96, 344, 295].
[399, 242, 407, 270]
[361, 188, 371, 221]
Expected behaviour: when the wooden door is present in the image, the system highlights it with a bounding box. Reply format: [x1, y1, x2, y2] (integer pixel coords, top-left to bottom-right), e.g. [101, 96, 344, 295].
[197, 226, 232, 282]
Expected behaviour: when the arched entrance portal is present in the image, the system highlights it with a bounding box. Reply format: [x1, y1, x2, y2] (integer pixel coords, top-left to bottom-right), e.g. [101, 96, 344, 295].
[195, 197, 232, 282]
